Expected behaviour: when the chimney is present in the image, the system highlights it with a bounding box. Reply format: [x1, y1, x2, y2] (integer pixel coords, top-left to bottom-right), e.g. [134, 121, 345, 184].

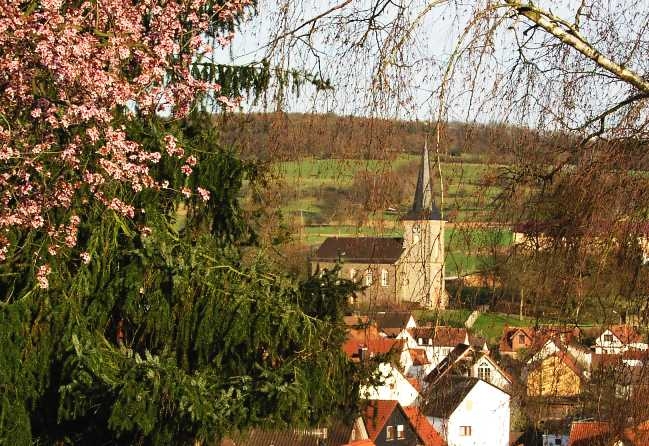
[359, 346, 368, 362]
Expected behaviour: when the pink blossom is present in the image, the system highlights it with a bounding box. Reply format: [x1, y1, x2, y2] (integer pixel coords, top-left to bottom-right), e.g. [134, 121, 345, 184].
[0, 0, 250, 266]
[197, 187, 210, 202]
[80, 251, 90, 264]
[36, 264, 52, 289]
[181, 187, 192, 198]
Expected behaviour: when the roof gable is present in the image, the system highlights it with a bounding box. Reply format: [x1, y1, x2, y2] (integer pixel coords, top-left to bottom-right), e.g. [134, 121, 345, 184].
[362, 400, 399, 441]
[474, 354, 514, 384]
[402, 407, 446, 446]
[422, 376, 480, 418]
[314, 237, 404, 263]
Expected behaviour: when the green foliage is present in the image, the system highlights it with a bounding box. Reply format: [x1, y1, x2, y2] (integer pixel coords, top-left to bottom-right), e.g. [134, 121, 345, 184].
[0, 114, 360, 444]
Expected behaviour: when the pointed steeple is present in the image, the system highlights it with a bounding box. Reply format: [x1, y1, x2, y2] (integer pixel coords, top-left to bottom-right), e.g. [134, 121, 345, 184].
[404, 140, 441, 220]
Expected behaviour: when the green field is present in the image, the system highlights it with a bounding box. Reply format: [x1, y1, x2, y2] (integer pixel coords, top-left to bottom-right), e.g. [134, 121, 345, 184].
[415, 309, 549, 345]
[275, 156, 509, 275]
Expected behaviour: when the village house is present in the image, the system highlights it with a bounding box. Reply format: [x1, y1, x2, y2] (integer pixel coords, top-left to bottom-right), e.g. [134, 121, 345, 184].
[360, 362, 421, 407]
[221, 418, 369, 446]
[397, 326, 485, 368]
[528, 338, 592, 379]
[422, 375, 510, 446]
[591, 324, 648, 354]
[499, 325, 582, 359]
[362, 400, 446, 446]
[525, 351, 587, 398]
[567, 420, 649, 446]
[311, 145, 447, 309]
[374, 312, 417, 337]
[423, 345, 513, 392]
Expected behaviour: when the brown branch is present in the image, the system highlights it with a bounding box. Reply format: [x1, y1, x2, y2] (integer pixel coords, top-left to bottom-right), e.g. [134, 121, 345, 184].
[506, 0, 649, 94]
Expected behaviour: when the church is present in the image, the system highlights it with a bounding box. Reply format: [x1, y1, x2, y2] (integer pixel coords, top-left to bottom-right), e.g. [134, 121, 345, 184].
[310, 144, 447, 309]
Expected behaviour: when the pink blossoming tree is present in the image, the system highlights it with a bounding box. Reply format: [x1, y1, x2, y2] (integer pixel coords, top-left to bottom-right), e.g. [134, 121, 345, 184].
[0, 0, 248, 282]
[0, 2, 360, 445]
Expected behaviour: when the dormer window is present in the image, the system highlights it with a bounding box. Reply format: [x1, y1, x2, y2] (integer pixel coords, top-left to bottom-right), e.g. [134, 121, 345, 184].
[478, 364, 491, 382]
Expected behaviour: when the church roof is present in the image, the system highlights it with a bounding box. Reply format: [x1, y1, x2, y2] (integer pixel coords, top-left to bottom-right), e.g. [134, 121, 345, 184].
[313, 237, 404, 264]
[403, 141, 442, 221]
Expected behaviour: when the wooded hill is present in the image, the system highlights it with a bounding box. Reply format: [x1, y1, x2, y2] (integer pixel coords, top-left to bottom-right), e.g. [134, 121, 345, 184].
[218, 112, 566, 163]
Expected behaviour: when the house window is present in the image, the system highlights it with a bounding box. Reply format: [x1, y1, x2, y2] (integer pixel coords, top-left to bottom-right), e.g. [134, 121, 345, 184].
[381, 269, 389, 287]
[478, 364, 491, 382]
[418, 337, 423, 345]
[460, 426, 472, 436]
[365, 270, 373, 286]
[396, 425, 405, 439]
[604, 334, 614, 343]
[428, 338, 433, 346]
[350, 268, 357, 281]
[386, 426, 395, 441]
[518, 334, 526, 344]
[554, 439, 562, 445]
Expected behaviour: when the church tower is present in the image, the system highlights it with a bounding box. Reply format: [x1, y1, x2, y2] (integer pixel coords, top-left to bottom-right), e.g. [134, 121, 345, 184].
[397, 142, 446, 309]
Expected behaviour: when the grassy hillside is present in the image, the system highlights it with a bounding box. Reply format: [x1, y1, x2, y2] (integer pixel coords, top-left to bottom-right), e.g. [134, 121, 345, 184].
[270, 156, 511, 276]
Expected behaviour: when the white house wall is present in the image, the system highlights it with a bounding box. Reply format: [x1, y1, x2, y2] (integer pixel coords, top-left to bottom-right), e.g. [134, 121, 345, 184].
[427, 381, 510, 446]
[359, 362, 420, 407]
[471, 357, 511, 392]
[594, 330, 625, 354]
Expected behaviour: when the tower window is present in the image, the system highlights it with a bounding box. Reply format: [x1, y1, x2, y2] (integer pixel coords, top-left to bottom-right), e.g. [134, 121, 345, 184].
[365, 270, 373, 286]
[412, 225, 421, 244]
[350, 268, 357, 281]
[381, 269, 388, 287]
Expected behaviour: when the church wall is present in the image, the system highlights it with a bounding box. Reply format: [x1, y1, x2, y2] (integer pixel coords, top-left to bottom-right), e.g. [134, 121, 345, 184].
[398, 220, 446, 309]
[310, 260, 399, 305]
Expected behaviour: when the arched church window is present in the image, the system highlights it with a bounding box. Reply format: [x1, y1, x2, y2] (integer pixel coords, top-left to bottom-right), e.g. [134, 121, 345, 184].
[365, 269, 373, 286]
[381, 269, 388, 287]
[412, 225, 421, 244]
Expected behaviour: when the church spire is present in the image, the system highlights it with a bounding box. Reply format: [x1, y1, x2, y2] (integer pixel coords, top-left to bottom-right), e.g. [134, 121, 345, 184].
[405, 139, 441, 220]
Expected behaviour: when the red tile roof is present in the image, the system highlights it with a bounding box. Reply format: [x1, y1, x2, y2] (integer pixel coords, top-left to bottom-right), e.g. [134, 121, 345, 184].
[342, 336, 404, 360]
[499, 325, 580, 353]
[568, 421, 611, 446]
[568, 420, 649, 446]
[362, 400, 399, 441]
[608, 324, 644, 344]
[409, 326, 483, 347]
[402, 407, 447, 446]
[406, 377, 423, 393]
[409, 348, 429, 366]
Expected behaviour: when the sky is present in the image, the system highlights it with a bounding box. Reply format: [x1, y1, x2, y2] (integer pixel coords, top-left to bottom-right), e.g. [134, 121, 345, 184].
[211, 0, 641, 133]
